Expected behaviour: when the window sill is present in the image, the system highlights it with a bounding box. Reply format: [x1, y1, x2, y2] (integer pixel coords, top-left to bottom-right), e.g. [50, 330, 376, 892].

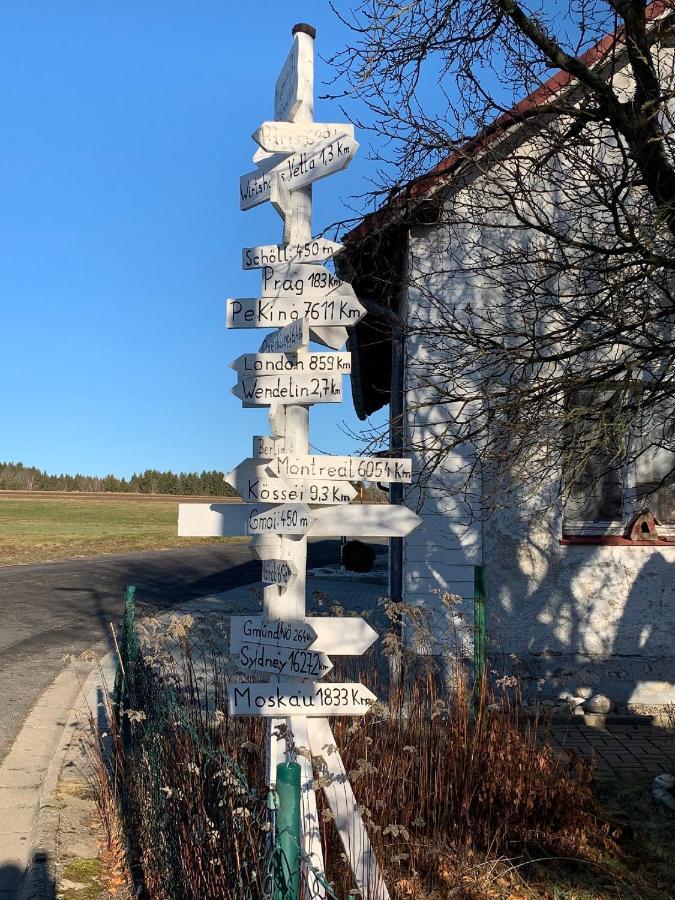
[560, 535, 675, 546]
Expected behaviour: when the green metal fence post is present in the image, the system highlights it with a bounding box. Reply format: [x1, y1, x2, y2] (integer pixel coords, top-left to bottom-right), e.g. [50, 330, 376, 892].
[273, 762, 301, 900]
[473, 565, 486, 710]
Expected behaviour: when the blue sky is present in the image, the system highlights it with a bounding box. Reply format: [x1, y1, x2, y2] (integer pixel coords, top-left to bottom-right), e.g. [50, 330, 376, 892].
[0, 1, 386, 478]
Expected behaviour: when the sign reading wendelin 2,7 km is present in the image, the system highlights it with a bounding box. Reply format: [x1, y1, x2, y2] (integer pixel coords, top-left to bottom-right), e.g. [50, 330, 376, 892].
[177, 22, 420, 898]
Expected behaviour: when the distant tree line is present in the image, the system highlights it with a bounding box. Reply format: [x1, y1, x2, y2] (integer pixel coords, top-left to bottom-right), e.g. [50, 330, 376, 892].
[0, 462, 236, 496]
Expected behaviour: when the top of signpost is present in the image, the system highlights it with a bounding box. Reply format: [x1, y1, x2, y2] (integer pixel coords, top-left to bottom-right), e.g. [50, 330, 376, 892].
[292, 23, 316, 39]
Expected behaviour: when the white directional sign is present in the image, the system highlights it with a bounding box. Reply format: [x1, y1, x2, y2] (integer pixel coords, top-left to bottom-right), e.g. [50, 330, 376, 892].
[305, 617, 379, 655]
[227, 295, 366, 329]
[228, 681, 377, 717]
[310, 504, 422, 538]
[178, 502, 249, 537]
[261, 557, 297, 587]
[310, 325, 348, 351]
[232, 372, 343, 406]
[259, 319, 307, 353]
[271, 454, 413, 483]
[179, 501, 421, 538]
[236, 644, 333, 678]
[253, 435, 286, 457]
[225, 459, 274, 495]
[230, 615, 316, 651]
[231, 351, 351, 376]
[247, 503, 313, 535]
[250, 533, 301, 562]
[274, 32, 311, 122]
[236, 476, 357, 505]
[240, 134, 359, 211]
[254, 122, 355, 154]
[261, 264, 357, 301]
[243, 240, 342, 270]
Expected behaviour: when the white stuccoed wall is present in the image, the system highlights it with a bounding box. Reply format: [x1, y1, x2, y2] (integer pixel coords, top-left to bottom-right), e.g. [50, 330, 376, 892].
[399, 39, 675, 701]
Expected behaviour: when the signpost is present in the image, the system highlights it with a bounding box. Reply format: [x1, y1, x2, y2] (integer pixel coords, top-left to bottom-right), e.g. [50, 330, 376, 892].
[226, 295, 366, 329]
[178, 23, 417, 899]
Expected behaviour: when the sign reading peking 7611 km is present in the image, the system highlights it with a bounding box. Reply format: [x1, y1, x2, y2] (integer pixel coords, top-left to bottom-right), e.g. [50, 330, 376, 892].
[227, 296, 366, 328]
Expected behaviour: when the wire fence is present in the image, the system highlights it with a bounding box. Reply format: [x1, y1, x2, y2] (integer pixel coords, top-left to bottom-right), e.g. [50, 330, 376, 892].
[109, 587, 339, 900]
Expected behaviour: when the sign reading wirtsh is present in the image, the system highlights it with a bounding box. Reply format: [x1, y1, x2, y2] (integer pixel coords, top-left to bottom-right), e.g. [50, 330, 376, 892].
[227, 681, 377, 716]
[227, 295, 366, 328]
[240, 133, 358, 210]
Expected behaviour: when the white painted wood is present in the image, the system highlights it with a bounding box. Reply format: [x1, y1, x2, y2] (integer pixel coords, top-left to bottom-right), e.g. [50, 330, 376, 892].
[261, 263, 356, 302]
[268, 404, 286, 438]
[270, 454, 413, 483]
[230, 615, 317, 652]
[259, 319, 307, 353]
[274, 32, 312, 123]
[308, 504, 423, 538]
[243, 239, 343, 270]
[253, 434, 286, 457]
[251, 533, 301, 562]
[235, 643, 333, 679]
[254, 149, 289, 170]
[307, 718, 390, 900]
[235, 476, 357, 505]
[267, 718, 286, 788]
[226, 295, 366, 329]
[288, 716, 327, 899]
[177, 502, 248, 537]
[254, 121, 355, 154]
[304, 617, 379, 655]
[232, 371, 343, 406]
[261, 557, 297, 587]
[224, 458, 275, 494]
[227, 681, 377, 716]
[247, 503, 313, 535]
[232, 351, 351, 376]
[309, 325, 348, 349]
[270, 170, 291, 225]
[240, 133, 359, 210]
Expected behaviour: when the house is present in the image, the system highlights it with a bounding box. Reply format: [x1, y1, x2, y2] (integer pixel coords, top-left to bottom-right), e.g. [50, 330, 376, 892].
[339, 5, 675, 710]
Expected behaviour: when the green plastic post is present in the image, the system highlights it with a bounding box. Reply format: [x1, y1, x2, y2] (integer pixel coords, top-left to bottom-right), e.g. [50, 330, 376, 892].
[273, 762, 301, 900]
[473, 565, 486, 709]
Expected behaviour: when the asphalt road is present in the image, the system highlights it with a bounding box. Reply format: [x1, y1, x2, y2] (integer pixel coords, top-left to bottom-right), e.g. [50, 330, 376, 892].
[0, 540, 342, 761]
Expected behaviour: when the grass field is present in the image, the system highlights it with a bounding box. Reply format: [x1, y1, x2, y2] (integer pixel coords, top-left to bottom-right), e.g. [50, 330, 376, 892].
[0, 492, 243, 566]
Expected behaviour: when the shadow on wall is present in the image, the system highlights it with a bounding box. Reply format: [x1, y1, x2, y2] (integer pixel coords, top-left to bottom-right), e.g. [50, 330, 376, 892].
[482, 513, 675, 707]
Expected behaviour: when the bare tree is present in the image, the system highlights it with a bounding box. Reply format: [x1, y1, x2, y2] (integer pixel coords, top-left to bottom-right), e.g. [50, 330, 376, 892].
[331, 0, 675, 521]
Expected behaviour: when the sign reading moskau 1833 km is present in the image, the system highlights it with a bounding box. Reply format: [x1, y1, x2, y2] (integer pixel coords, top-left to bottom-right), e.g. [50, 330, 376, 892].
[227, 681, 377, 716]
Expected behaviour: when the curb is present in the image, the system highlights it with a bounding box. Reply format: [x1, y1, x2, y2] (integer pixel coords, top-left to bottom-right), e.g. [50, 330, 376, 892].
[7, 644, 117, 900]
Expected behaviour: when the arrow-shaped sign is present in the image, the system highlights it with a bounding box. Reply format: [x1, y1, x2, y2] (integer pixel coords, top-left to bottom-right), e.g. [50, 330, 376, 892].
[253, 122, 355, 154]
[243, 239, 343, 270]
[228, 681, 376, 717]
[240, 133, 359, 211]
[309, 504, 422, 538]
[247, 503, 313, 535]
[261, 264, 357, 302]
[305, 617, 379, 655]
[270, 454, 413, 483]
[225, 459, 275, 495]
[259, 319, 307, 353]
[232, 372, 343, 406]
[227, 295, 366, 329]
[230, 615, 316, 652]
[260, 558, 297, 588]
[179, 501, 422, 539]
[230, 351, 351, 376]
[235, 476, 357, 505]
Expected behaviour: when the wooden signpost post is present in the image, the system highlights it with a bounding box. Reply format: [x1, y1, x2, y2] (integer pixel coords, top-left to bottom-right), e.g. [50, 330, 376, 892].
[177, 23, 423, 899]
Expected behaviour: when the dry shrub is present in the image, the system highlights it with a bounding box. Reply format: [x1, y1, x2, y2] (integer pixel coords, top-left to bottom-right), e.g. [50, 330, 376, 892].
[98, 595, 620, 899]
